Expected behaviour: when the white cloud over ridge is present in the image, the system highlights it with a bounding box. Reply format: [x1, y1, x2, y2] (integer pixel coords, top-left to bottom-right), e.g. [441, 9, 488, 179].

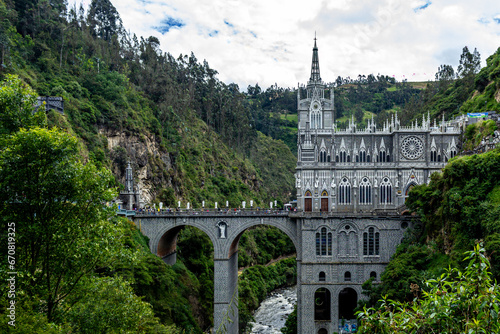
[71, 0, 500, 90]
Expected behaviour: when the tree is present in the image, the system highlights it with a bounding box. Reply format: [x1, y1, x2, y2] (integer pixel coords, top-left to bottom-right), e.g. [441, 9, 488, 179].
[457, 46, 481, 79]
[357, 244, 500, 333]
[0, 126, 118, 322]
[354, 105, 364, 124]
[65, 276, 179, 334]
[87, 0, 124, 42]
[0, 74, 46, 135]
[435, 64, 455, 82]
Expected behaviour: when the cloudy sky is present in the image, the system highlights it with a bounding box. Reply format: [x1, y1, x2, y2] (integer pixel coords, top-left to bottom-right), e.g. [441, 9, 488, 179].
[71, 0, 500, 90]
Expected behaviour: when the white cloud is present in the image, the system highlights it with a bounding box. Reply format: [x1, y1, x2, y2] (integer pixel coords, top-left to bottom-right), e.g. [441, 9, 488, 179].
[69, 0, 500, 90]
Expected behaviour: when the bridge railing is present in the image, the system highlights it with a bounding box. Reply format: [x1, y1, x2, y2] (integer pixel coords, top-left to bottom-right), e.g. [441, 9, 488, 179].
[132, 208, 407, 218]
[133, 208, 293, 217]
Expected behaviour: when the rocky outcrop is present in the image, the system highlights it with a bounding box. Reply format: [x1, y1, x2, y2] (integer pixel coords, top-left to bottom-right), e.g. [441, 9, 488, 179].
[99, 127, 174, 204]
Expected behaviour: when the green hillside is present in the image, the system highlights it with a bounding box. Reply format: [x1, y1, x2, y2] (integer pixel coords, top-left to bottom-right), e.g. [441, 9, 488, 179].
[0, 0, 296, 208]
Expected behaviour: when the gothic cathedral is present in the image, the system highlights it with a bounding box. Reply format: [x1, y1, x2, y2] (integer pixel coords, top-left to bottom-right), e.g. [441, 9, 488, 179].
[294, 38, 460, 333]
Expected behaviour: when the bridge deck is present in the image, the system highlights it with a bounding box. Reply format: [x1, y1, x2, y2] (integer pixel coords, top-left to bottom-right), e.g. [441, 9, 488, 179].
[133, 209, 408, 219]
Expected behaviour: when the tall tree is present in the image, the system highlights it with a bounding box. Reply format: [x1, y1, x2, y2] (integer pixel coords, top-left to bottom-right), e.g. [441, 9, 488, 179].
[457, 46, 481, 79]
[87, 0, 124, 42]
[0, 127, 118, 322]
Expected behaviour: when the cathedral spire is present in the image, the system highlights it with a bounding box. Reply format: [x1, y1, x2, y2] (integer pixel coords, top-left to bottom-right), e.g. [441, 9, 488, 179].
[309, 34, 321, 83]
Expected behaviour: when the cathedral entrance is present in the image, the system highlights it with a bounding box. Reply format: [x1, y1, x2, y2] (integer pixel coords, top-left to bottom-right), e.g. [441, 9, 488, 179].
[338, 288, 357, 320]
[305, 190, 312, 212]
[320, 191, 329, 212]
[405, 183, 417, 197]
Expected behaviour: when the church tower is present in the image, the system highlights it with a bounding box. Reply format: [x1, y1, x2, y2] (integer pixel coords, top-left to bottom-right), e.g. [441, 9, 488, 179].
[296, 37, 335, 212]
[297, 37, 335, 131]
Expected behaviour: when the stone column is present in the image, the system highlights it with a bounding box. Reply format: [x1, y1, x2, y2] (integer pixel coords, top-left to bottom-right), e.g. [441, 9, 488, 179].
[296, 259, 302, 334]
[213, 252, 239, 334]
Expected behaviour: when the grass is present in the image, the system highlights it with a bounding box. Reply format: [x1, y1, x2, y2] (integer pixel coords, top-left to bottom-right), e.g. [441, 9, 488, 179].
[280, 113, 298, 123]
[336, 110, 375, 123]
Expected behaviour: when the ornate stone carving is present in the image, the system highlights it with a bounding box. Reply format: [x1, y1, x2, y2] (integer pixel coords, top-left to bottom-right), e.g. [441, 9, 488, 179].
[401, 136, 424, 160]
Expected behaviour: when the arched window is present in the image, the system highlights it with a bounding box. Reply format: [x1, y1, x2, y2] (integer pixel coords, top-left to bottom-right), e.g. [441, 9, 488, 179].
[316, 227, 332, 256]
[314, 288, 331, 321]
[370, 271, 377, 280]
[318, 329, 328, 334]
[363, 227, 380, 255]
[310, 111, 322, 129]
[359, 150, 366, 163]
[359, 177, 372, 204]
[344, 271, 351, 281]
[380, 177, 392, 204]
[431, 149, 437, 162]
[338, 177, 351, 205]
[319, 271, 326, 282]
[327, 232, 332, 255]
[319, 150, 327, 163]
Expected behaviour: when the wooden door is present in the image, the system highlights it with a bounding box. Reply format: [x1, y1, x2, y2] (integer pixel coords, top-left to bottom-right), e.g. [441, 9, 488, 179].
[321, 198, 329, 212]
[304, 198, 312, 212]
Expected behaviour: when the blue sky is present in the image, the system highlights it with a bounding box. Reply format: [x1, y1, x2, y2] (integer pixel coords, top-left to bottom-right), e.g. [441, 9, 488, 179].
[70, 0, 500, 90]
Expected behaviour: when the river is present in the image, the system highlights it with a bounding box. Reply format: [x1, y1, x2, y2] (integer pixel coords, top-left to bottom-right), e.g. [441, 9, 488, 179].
[248, 286, 296, 334]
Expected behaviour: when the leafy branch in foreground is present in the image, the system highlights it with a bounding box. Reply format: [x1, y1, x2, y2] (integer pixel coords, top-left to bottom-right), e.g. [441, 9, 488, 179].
[357, 243, 500, 333]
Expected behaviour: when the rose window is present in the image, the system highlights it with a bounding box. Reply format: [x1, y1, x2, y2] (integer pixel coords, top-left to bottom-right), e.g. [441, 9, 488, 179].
[401, 136, 424, 160]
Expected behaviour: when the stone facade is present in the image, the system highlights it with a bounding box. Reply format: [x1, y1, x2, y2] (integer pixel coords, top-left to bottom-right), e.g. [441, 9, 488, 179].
[295, 39, 460, 214]
[294, 39, 460, 333]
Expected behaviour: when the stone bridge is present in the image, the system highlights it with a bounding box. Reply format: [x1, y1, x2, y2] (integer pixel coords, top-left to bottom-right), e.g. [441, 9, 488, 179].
[134, 211, 300, 333]
[133, 210, 410, 333]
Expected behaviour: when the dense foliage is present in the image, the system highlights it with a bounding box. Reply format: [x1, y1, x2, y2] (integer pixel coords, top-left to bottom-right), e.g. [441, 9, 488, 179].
[0, 78, 179, 332]
[0, 0, 297, 208]
[358, 244, 500, 333]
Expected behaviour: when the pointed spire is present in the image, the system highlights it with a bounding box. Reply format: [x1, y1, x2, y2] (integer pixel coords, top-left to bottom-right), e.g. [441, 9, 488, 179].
[125, 161, 133, 192]
[309, 34, 321, 83]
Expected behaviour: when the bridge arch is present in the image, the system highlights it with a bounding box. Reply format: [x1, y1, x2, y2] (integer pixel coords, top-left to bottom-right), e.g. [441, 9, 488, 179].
[223, 217, 299, 260]
[136, 214, 298, 334]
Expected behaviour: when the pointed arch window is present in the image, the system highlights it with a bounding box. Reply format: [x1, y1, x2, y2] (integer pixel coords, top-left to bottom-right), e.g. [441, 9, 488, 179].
[344, 271, 351, 281]
[339, 150, 348, 163]
[359, 177, 372, 204]
[380, 177, 392, 204]
[431, 149, 437, 162]
[338, 177, 351, 205]
[357, 150, 366, 163]
[319, 150, 327, 163]
[379, 150, 389, 162]
[311, 111, 322, 129]
[363, 227, 380, 256]
[316, 227, 332, 256]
